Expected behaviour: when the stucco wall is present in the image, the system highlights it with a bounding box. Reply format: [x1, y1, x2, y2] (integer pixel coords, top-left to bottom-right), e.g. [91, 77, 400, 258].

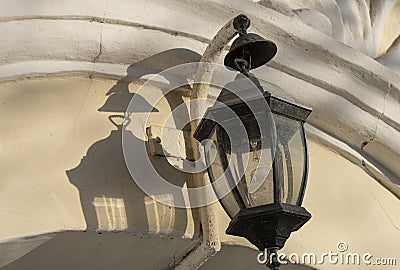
[0, 76, 197, 268]
[1, 76, 399, 269]
[0, 76, 195, 238]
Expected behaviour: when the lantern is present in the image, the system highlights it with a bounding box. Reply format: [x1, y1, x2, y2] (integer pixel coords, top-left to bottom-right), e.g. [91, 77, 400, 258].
[194, 14, 312, 269]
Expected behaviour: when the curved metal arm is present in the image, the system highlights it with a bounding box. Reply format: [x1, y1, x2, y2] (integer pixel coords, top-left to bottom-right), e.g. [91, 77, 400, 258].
[178, 14, 250, 270]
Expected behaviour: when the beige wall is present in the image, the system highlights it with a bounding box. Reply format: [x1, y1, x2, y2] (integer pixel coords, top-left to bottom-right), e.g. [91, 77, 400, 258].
[0, 76, 195, 239]
[1, 76, 399, 269]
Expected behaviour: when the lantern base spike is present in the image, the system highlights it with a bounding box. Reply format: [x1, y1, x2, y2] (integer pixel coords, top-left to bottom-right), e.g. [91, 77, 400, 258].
[266, 247, 280, 270]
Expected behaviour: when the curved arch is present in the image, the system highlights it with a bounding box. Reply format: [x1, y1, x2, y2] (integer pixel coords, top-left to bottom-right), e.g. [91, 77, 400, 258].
[0, 0, 399, 196]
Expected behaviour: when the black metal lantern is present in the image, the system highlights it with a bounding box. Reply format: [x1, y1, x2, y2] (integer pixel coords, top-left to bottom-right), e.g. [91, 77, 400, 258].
[194, 15, 312, 270]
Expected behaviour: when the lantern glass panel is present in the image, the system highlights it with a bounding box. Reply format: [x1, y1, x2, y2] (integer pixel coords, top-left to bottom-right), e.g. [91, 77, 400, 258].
[222, 115, 275, 208]
[228, 147, 275, 207]
[204, 110, 276, 218]
[204, 127, 241, 218]
[273, 113, 306, 205]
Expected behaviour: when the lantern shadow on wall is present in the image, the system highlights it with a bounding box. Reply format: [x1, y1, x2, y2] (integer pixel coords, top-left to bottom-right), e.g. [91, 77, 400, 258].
[66, 48, 201, 234]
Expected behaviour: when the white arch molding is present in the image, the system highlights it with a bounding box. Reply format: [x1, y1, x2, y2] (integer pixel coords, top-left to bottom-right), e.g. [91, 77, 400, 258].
[1, 0, 399, 197]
